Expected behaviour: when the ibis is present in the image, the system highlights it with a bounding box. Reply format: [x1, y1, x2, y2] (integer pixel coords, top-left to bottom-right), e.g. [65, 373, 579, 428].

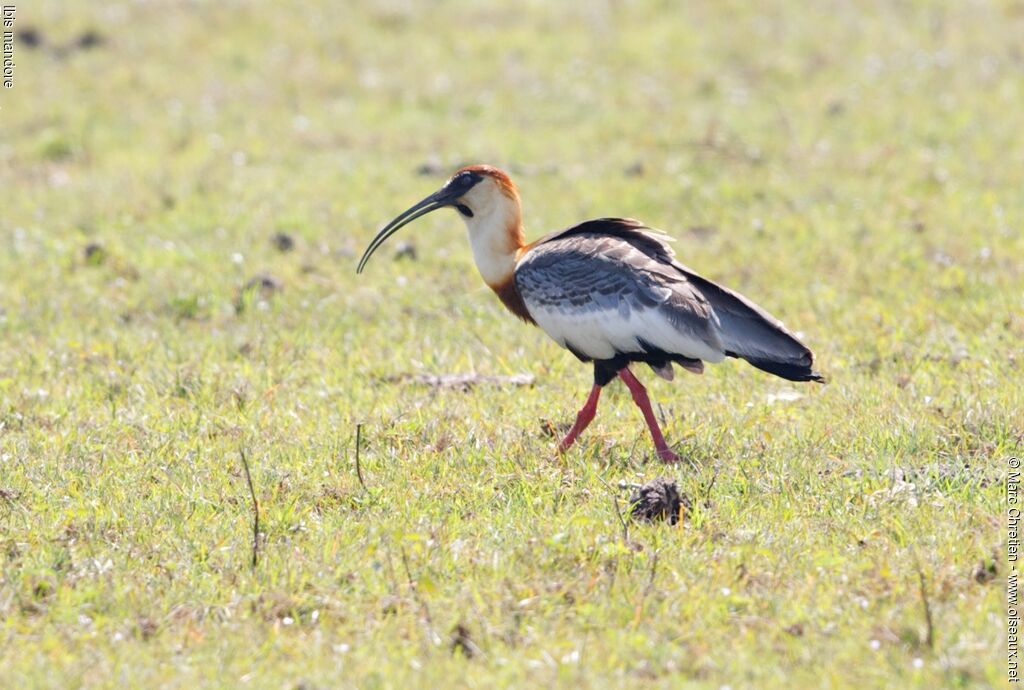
[357, 165, 823, 463]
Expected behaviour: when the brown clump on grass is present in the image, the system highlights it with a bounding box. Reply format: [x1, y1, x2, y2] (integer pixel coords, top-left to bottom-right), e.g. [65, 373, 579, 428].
[629, 477, 689, 525]
[271, 232, 295, 252]
[244, 273, 283, 295]
[450, 623, 481, 658]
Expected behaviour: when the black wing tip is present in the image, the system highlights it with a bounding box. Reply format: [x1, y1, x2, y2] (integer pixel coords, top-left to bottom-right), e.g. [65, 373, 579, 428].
[744, 358, 827, 384]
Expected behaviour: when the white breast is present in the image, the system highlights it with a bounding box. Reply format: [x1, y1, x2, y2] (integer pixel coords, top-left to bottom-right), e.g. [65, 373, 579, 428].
[527, 300, 726, 363]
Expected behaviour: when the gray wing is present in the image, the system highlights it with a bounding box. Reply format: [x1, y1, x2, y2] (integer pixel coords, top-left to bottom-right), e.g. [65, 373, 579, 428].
[515, 225, 726, 364]
[517, 218, 823, 382]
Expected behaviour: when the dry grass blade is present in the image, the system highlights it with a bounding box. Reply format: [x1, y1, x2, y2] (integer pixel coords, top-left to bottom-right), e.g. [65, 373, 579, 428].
[914, 561, 935, 651]
[354, 423, 369, 495]
[239, 449, 260, 568]
[400, 545, 435, 634]
[379, 372, 535, 391]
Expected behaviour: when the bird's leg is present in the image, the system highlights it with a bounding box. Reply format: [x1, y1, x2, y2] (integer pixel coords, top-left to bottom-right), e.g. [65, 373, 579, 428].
[617, 366, 681, 464]
[557, 384, 602, 453]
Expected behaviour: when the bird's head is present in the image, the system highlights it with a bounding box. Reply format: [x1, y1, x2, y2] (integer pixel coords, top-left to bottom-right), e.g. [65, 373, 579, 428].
[357, 164, 522, 274]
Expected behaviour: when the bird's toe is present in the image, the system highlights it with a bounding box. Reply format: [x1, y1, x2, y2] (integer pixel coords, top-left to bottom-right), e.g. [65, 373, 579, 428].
[656, 448, 684, 464]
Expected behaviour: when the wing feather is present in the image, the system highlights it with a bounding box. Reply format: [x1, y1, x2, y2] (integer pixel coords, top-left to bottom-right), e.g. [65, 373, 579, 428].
[516, 218, 823, 382]
[516, 222, 724, 363]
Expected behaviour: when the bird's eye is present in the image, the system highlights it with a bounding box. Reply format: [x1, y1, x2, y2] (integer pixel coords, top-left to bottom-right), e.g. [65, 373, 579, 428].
[458, 173, 473, 187]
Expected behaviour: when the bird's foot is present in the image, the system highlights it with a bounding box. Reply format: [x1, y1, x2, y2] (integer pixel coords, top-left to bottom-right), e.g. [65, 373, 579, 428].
[655, 447, 683, 464]
[555, 420, 587, 455]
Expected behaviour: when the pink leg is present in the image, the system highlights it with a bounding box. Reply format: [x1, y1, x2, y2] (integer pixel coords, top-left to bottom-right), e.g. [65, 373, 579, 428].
[617, 367, 682, 464]
[557, 384, 602, 453]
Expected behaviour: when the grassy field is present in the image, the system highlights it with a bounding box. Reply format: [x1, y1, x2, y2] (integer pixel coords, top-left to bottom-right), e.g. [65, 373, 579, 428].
[0, 1, 1020, 687]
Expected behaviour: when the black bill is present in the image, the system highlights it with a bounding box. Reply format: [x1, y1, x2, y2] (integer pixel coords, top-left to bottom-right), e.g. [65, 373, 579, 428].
[357, 187, 456, 273]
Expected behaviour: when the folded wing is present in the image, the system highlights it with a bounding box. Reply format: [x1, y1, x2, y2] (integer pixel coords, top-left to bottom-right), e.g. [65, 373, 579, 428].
[515, 218, 823, 382]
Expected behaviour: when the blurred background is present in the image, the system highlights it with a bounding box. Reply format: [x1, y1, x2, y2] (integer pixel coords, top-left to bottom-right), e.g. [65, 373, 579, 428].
[3, 1, 1021, 369]
[2, 1, 1021, 416]
[4, 1, 1022, 294]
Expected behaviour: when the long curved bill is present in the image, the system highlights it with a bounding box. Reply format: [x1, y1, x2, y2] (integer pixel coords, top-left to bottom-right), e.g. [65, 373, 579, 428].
[356, 188, 451, 273]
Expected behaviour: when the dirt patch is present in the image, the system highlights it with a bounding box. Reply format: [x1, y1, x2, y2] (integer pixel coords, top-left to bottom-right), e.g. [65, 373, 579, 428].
[83, 242, 107, 265]
[53, 29, 107, 59]
[19, 27, 44, 49]
[244, 273, 283, 295]
[629, 477, 689, 525]
[538, 419, 570, 438]
[271, 232, 295, 252]
[973, 555, 997, 584]
[235, 273, 283, 315]
[450, 622, 480, 658]
[415, 159, 444, 176]
[76, 30, 105, 50]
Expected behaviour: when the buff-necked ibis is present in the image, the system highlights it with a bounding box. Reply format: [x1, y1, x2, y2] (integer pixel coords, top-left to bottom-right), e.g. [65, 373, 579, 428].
[357, 165, 823, 463]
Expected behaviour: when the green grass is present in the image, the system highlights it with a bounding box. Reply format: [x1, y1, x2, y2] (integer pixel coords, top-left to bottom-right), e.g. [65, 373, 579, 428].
[0, 1, 1019, 687]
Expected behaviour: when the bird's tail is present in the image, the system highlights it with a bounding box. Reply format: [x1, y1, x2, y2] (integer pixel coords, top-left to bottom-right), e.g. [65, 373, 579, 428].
[676, 267, 827, 384]
[726, 352, 826, 383]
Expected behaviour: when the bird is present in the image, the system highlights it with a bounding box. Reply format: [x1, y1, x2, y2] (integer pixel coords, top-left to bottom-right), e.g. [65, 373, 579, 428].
[357, 165, 823, 463]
